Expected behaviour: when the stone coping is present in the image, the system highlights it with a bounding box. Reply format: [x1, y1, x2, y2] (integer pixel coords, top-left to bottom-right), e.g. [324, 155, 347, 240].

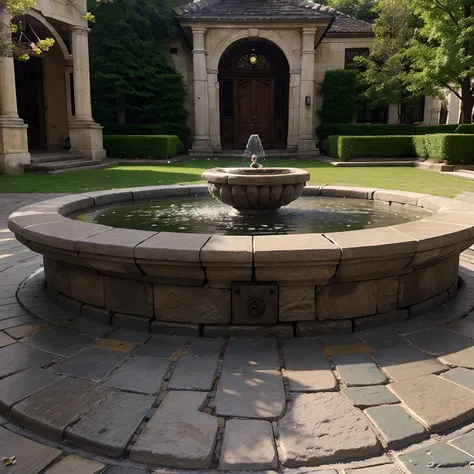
[7, 185, 474, 287]
[202, 167, 310, 185]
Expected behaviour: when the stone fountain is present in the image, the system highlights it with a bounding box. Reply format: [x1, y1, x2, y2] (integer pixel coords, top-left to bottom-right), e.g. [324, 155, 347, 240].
[202, 135, 310, 213]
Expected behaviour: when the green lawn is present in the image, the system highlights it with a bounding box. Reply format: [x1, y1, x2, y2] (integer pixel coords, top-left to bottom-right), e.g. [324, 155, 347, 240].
[0, 158, 470, 198]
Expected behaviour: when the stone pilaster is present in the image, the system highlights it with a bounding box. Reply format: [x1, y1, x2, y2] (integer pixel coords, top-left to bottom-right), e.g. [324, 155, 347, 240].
[0, 10, 30, 174]
[297, 27, 317, 155]
[208, 68, 222, 151]
[191, 27, 212, 155]
[69, 25, 105, 161]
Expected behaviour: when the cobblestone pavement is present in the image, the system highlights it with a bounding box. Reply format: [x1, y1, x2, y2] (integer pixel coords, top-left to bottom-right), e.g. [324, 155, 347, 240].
[2, 194, 474, 473]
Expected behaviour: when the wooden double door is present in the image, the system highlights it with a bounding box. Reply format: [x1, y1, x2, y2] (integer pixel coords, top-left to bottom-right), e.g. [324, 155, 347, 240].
[220, 76, 288, 149]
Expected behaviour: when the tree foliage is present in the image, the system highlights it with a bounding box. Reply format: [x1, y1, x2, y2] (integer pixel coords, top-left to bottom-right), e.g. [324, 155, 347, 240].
[406, 0, 474, 123]
[319, 0, 377, 22]
[88, 0, 187, 129]
[356, 0, 419, 118]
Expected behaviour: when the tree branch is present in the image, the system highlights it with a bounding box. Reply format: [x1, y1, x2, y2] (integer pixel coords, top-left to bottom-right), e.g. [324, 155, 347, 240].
[431, 0, 459, 25]
[446, 84, 462, 100]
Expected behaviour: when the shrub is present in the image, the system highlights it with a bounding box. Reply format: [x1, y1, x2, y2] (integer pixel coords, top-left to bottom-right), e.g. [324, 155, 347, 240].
[412, 135, 428, 157]
[320, 70, 359, 124]
[415, 125, 459, 135]
[328, 136, 340, 158]
[103, 135, 180, 159]
[103, 122, 189, 149]
[317, 123, 416, 141]
[423, 134, 474, 164]
[455, 124, 474, 134]
[331, 136, 414, 161]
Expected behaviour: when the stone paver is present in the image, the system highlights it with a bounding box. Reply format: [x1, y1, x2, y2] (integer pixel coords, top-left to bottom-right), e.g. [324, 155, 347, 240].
[24, 327, 95, 357]
[12, 377, 112, 440]
[278, 392, 381, 467]
[0, 367, 62, 412]
[186, 337, 225, 355]
[130, 391, 218, 468]
[365, 405, 428, 449]
[0, 331, 20, 349]
[107, 328, 150, 344]
[50, 347, 126, 382]
[346, 465, 401, 474]
[0, 425, 61, 474]
[219, 419, 278, 470]
[399, 443, 474, 473]
[342, 386, 399, 409]
[442, 367, 474, 391]
[406, 327, 474, 356]
[133, 335, 188, 359]
[439, 345, 474, 369]
[168, 355, 219, 391]
[103, 468, 145, 474]
[43, 455, 105, 473]
[0, 343, 56, 378]
[391, 374, 474, 431]
[68, 392, 153, 458]
[452, 429, 474, 456]
[105, 356, 169, 394]
[224, 338, 280, 368]
[332, 355, 388, 386]
[445, 318, 474, 338]
[283, 339, 337, 392]
[66, 317, 115, 338]
[372, 346, 446, 381]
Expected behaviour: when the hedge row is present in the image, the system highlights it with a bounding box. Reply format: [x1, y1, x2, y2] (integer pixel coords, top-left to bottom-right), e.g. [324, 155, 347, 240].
[103, 135, 181, 159]
[103, 122, 189, 149]
[328, 134, 474, 164]
[318, 123, 472, 141]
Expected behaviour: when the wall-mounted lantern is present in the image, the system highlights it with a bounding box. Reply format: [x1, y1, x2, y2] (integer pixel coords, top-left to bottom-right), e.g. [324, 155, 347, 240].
[305, 96, 311, 106]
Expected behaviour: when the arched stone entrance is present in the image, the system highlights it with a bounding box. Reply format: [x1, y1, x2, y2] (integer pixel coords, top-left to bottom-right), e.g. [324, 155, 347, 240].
[218, 38, 290, 149]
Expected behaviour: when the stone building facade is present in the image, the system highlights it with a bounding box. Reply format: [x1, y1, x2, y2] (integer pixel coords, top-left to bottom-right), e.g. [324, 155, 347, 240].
[171, 0, 446, 156]
[0, 0, 105, 174]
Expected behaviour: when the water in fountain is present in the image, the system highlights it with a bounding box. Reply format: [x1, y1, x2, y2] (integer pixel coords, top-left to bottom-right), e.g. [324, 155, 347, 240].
[243, 134, 265, 168]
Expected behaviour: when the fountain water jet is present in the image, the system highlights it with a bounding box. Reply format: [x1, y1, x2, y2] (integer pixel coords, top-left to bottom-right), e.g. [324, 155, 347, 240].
[202, 135, 310, 214]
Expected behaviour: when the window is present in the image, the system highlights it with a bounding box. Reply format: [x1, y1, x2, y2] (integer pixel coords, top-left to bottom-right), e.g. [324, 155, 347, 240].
[345, 48, 369, 69]
[401, 96, 425, 124]
[169, 47, 178, 55]
[357, 100, 388, 124]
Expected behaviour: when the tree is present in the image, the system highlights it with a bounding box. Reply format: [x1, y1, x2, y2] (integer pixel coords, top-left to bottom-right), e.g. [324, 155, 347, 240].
[88, 0, 187, 129]
[356, 0, 419, 121]
[406, 0, 474, 124]
[319, 0, 377, 22]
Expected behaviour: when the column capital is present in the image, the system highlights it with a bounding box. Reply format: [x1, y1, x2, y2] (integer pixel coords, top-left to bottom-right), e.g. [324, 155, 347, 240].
[71, 25, 90, 35]
[302, 27, 317, 35]
[191, 27, 207, 35]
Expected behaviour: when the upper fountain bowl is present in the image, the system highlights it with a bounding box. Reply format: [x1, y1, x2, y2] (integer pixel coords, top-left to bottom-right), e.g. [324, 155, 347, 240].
[202, 167, 310, 213]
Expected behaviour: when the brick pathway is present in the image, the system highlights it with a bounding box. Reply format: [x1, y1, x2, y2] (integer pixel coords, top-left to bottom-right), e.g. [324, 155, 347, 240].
[1, 193, 474, 473]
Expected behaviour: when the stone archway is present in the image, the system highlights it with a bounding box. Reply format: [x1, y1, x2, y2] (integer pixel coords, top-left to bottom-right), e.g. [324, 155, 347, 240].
[218, 38, 290, 149]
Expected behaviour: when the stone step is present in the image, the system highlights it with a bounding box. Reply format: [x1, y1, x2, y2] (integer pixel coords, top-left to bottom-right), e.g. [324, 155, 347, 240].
[31, 154, 86, 164]
[449, 171, 474, 181]
[50, 163, 110, 174]
[456, 192, 474, 204]
[349, 157, 416, 162]
[332, 161, 415, 167]
[25, 159, 102, 173]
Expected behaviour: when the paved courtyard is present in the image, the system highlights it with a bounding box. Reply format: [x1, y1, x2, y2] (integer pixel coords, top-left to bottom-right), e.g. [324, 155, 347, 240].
[1, 194, 474, 473]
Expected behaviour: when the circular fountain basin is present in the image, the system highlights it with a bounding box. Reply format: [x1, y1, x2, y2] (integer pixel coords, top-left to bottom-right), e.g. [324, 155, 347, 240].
[202, 167, 310, 213]
[8, 185, 474, 337]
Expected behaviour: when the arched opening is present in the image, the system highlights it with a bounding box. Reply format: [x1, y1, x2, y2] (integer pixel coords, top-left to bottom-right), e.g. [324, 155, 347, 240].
[12, 15, 70, 150]
[218, 38, 289, 149]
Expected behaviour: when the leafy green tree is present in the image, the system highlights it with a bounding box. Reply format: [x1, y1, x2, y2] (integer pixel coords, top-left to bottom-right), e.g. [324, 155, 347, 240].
[88, 0, 187, 129]
[406, 0, 474, 123]
[356, 0, 419, 121]
[320, 0, 377, 22]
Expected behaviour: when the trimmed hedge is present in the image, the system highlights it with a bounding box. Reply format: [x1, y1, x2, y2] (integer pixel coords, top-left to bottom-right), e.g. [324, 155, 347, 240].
[320, 70, 359, 124]
[317, 124, 416, 141]
[103, 123, 189, 149]
[328, 133, 474, 164]
[415, 125, 459, 135]
[455, 124, 474, 134]
[103, 135, 181, 159]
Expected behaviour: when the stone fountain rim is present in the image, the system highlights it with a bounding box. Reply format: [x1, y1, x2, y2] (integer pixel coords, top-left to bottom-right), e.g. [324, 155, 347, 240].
[7, 184, 474, 270]
[202, 167, 310, 185]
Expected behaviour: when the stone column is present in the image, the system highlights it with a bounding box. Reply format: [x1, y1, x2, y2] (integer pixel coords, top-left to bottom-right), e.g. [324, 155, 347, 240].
[297, 27, 317, 155]
[208, 68, 221, 151]
[69, 25, 105, 161]
[191, 27, 212, 155]
[447, 92, 461, 124]
[287, 69, 301, 149]
[0, 10, 30, 174]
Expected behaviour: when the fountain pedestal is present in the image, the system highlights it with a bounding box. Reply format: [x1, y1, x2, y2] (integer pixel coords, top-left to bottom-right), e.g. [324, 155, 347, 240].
[202, 167, 310, 213]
